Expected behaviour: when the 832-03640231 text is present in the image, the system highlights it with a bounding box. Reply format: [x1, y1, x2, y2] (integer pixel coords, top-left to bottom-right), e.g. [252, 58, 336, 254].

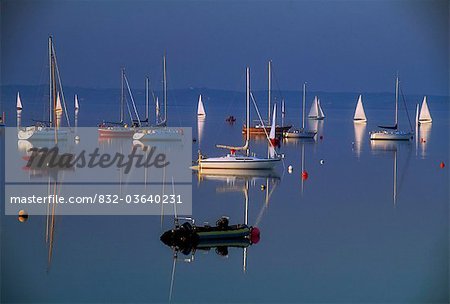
[9, 194, 184, 205]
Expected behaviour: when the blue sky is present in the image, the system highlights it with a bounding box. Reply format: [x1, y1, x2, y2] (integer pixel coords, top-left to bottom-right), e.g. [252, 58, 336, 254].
[1, 0, 448, 95]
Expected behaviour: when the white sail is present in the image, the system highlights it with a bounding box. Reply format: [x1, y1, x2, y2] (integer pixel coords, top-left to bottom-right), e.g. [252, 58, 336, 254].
[197, 94, 206, 116]
[353, 95, 367, 122]
[269, 103, 277, 140]
[317, 99, 325, 119]
[55, 93, 63, 114]
[269, 103, 277, 158]
[16, 92, 23, 110]
[419, 96, 432, 123]
[75, 94, 79, 110]
[308, 96, 319, 118]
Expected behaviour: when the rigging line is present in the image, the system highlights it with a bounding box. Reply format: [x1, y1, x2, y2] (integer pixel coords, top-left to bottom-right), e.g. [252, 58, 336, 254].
[400, 87, 413, 131]
[250, 92, 279, 157]
[51, 44, 71, 128]
[124, 94, 134, 124]
[124, 74, 141, 126]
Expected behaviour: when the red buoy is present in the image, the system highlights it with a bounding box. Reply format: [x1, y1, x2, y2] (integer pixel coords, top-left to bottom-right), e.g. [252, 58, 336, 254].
[301, 171, 309, 180]
[440, 162, 445, 168]
[250, 227, 260, 244]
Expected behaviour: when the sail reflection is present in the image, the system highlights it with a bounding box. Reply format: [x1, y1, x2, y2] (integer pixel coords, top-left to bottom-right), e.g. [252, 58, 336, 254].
[417, 124, 431, 158]
[353, 123, 366, 157]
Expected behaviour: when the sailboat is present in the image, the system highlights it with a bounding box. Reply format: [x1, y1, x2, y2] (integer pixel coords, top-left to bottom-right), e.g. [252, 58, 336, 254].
[197, 67, 281, 170]
[353, 94, 367, 123]
[242, 60, 291, 135]
[16, 92, 23, 110]
[418, 96, 432, 124]
[18, 36, 68, 141]
[370, 75, 413, 141]
[74, 94, 79, 112]
[284, 82, 317, 138]
[308, 96, 325, 120]
[197, 94, 206, 117]
[98, 68, 139, 137]
[133, 54, 183, 141]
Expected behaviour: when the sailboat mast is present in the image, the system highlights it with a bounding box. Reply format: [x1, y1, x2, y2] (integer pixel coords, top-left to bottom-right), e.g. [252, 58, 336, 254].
[51, 41, 57, 128]
[163, 53, 167, 123]
[302, 82, 306, 129]
[246, 67, 250, 156]
[48, 36, 53, 126]
[395, 74, 399, 128]
[268, 60, 271, 123]
[120, 68, 124, 123]
[145, 76, 149, 122]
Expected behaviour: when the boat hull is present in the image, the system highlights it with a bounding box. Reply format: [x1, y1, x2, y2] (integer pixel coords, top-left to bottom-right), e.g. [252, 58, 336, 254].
[98, 127, 135, 137]
[283, 129, 316, 139]
[133, 127, 183, 141]
[242, 125, 291, 135]
[370, 130, 413, 141]
[18, 127, 68, 141]
[353, 119, 367, 124]
[199, 155, 280, 170]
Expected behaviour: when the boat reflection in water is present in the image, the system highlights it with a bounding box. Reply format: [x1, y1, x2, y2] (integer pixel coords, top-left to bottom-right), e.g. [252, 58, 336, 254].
[163, 169, 279, 302]
[353, 122, 366, 158]
[417, 123, 431, 159]
[370, 140, 412, 206]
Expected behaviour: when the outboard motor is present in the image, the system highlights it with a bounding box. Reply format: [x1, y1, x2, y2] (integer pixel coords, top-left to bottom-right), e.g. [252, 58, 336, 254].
[216, 216, 229, 230]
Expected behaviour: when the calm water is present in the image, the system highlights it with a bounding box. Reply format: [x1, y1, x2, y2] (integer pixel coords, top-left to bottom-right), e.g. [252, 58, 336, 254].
[1, 88, 449, 303]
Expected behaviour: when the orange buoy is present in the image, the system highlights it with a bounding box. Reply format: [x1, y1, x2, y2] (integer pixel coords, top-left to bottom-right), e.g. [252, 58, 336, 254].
[440, 162, 445, 168]
[18, 210, 28, 223]
[301, 171, 308, 180]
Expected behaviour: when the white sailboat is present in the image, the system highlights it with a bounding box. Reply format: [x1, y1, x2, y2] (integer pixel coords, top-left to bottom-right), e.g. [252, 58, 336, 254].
[18, 36, 68, 141]
[308, 96, 325, 120]
[418, 96, 432, 124]
[16, 92, 23, 110]
[197, 67, 280, 170]
[16, 92, 23, 128]
[133, 54, 183, 141]
[74, 94, 79, 111]
[197, 94, 206, 117]
[98, 68, 139, 137]
[353, 95, 367, 123]
[284, 82, 317, 138]
[370, 75, 413, 141]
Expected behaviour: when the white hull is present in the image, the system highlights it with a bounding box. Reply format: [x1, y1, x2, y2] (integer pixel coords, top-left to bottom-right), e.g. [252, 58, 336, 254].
[353, 119, 367, 124]
[283, 129, 316, 138]
[198, 155, 280, 170]
[133, 127, 183, 141]
[370, 130, 413, 141]
[18, 126, 68, 141]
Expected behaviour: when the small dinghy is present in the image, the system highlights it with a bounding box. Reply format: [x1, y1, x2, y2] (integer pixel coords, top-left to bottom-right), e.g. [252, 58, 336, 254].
[160, 216, 260, 250]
